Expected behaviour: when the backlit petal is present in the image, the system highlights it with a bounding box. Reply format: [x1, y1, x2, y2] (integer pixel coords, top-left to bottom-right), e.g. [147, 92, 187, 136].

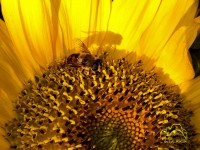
[108, 0, 198, 60]
[0, 20, 35, 100]
[2, 0, 64, 68]
[59, 0, 112, 54]
[107, 0, 162, 53]
[136, 0, 198, 60]
[155, 25, 199, 85]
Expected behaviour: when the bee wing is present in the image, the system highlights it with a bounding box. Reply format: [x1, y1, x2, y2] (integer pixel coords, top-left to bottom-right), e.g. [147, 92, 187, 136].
[98, 51, 109, 60]
[75, 39, 91, 54]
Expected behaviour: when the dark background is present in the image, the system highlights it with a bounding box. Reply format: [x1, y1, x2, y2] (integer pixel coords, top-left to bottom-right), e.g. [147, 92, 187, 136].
[0, 3, 200, 76]
[0, 4, 2, 21]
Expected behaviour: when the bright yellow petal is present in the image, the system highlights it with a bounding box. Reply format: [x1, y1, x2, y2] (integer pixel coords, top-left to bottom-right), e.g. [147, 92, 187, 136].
[59, 0, 112, 54]
[139, 0, 199, 84]
[42, 0, 65, 60]
[155, 24, 199, 85]
[2, 0, 64, 68]
[53, 0, 74, 52]
[108, 0, 199, 84]
[136, 0, 198, 60]
[108, 0, 198, 59]
[0, 20, 35, 99]
[0, 20, 32, 77]
[107, 0, 162, 53]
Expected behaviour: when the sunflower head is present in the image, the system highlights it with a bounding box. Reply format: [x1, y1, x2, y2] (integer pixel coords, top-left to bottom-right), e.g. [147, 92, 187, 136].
[0, 0, 200, 149]
[3, 57, 199, 149]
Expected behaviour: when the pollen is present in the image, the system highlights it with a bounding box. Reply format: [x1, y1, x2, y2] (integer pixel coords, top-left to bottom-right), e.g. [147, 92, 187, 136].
[4, 58, 199, 149]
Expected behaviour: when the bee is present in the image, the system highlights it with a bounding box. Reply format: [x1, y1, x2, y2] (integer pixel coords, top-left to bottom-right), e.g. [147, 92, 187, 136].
[67, 40, 107, 72]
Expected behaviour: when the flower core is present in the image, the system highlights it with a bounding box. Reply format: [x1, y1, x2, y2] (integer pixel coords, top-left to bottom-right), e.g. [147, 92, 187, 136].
[4, 57, 199, 149]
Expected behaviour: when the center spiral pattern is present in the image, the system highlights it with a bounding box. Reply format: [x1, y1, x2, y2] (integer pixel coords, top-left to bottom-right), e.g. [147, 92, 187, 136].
[4, 58, 198, 149]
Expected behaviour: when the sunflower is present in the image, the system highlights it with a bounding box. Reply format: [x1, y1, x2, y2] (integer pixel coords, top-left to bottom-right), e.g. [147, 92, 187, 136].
[0, 0, 200, 149]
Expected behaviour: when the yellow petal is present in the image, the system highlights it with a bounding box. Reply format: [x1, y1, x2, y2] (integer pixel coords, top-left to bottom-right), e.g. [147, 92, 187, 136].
[108, 0, 198, 60]
[59, 0, 112, 54]
[0, 19, 38, 100]
[0, 90, 13, 150]
[2, 0, 63, 68]
[108, 0, 199, 84]
[0, 90, 16, 123]
[136, 0, 198, 61]
[180, 77, 200, 140]
[0, 60, 23, 99]
[53, 0, 74, 52]
[107, 0, 162, 53]
[155, 24, 199, 85]
[0, 90, 16, 150]
[176, 0, 199, 27]
[194, 16, 200, 23]
[0, 129, 9, 150]
[0, 19, 35, 82]
[42, 0, 65, 60]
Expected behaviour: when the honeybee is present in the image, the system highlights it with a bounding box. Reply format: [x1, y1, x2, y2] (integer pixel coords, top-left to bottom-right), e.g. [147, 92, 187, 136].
[67, 40, 107, 72]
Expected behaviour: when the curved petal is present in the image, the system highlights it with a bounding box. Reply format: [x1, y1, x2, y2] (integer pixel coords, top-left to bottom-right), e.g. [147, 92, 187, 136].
[0, 20, 33, 77]
[176, 0, 199, 27]
[108, 0, 199, 84]
[155, 24, 199, 85]
[0, 90, 15, 150]
[180, 77, 200, 140]
[43, 0, 65, 60]
[107, 0, 198, 60]
[0, 90, 16, 124]
[136, 0, 198, 60]
[59, 0, 112, 54]
[2, 0, 64, 68]
[0, 20, 37, 100]
[107, 0, 162, 53]
[0, 60, 23, 99]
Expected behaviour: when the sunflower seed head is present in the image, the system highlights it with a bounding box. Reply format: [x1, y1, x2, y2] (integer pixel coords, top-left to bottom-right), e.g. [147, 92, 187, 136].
[4, 58, 199, 149]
